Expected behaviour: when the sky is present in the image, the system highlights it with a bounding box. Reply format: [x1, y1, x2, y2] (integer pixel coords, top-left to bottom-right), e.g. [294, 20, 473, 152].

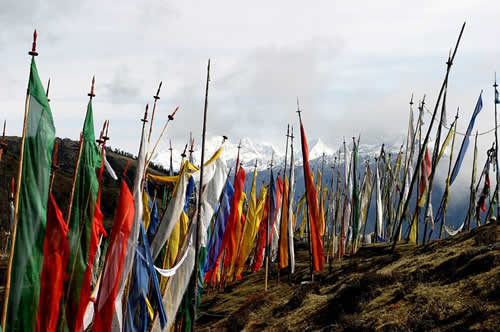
[1, 0, 500, 185]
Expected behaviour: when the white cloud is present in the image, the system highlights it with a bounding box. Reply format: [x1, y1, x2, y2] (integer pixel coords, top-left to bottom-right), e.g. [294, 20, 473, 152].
[0, 0, 499, 198]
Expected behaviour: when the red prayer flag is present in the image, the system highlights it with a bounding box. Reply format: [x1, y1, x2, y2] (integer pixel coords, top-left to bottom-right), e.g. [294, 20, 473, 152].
[92, 179, 135, 332]
[222, 167, 246, 268]
[252, 196, 270, 272]
[35, 193, 69, 332]
[299, 120, 324, 271]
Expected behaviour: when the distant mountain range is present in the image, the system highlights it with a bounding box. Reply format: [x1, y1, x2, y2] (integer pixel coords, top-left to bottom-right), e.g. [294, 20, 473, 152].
[151, 135, 469, 241]
[151, 135, 402, 171]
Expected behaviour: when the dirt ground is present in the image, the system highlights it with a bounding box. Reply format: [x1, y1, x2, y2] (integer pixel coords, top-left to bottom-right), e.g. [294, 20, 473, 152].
[198, 222, 500, 331]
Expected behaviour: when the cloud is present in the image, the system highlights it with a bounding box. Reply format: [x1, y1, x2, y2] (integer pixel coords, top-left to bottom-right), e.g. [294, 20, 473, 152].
[0, 0, 500, 195]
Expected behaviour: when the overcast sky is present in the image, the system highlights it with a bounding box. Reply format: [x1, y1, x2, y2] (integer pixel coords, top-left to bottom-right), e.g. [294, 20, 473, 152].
[1, 0, 500, 175]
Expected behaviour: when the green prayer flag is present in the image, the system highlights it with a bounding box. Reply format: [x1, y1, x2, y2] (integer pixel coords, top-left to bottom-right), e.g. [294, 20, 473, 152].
[60, 101, 102, 330]
[6, 58, 56, 332]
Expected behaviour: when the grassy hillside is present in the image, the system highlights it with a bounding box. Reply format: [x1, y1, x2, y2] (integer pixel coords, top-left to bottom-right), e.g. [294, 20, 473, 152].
[0, 136, 167, 234]
[199, 222, 500, 331]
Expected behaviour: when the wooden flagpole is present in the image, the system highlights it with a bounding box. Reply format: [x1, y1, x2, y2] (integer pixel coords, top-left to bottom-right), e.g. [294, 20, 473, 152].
[287, 126, 294, 284]
[120, 103, 150, 324]
[189, 132, 195, 162]
[465, 132, 479, 231]
[333, 150, 342, 266]
[319, 152, 326, 246]
[264, 151, 274, 292]
[405, 98, 425, 242]
[45, 77, 56, 193]
[145, 105, 180, 170]
[392, 22, 466, 252]
[49, 141, 60, 193]
[2, 29, 39, 330]
[169, 139, 174, 175]
[147, 81, 162, 145]
[59, 78, 101, 330]
[192, 59, 210, 331]
[296, 99, 314, 281]
[0, 120, 6, 161]
[361, 160, 374, 242]
[66, 76, 96, 225]
[395, 96, 415, 238]
[325, 159, 335, 265]
[277, 124, 290, 284]
[439, 110, 459, 238]
[494, 73, 499, 219]
[423, 61, 450, 245]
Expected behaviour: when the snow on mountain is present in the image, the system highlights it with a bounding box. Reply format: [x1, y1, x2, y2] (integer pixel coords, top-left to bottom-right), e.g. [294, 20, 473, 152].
[308, 138, 335, 160]
[151, 136, 284, 172]
[150, 135, 398, 172]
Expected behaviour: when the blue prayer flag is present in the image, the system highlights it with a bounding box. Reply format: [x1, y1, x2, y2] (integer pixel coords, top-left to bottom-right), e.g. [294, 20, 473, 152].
[449, 93, 483, 185]
[203, 181, 234, 273]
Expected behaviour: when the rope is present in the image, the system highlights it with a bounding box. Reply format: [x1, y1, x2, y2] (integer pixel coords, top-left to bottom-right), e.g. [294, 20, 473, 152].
[422, 104, 500, 137]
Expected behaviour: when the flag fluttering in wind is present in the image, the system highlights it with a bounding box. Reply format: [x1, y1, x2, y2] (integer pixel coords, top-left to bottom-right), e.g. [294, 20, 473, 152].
[352, 139, 360, 242]
[204, 181, 234, 281]
[495, 87, 500, 104]
[63, 100, 103, 332]
[279, 176, 290, 269]
[235, 170, 267, 279]
[6, 57, 56, 332]
[112, 107, 147, 331]
[151, 148, 227, 332]
[222, 166, 246, 277]
[150, 165, 191, 261]
[299, 118, 324, 271]
[253, 195, 270, 272]
[358, 163, 373, 239]
[36, 194, 69, 332]
[375, 159, 384, 241]
[287, 150, 296, 273]
[125, 222, 166, 331]
[92, 179, 135, 332]
[449, 93, 483, 185]
[270, 175, 283, 262]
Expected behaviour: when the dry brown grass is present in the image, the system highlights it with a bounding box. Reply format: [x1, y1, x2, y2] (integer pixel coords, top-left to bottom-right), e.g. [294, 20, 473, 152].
[199, 222, 500, 331]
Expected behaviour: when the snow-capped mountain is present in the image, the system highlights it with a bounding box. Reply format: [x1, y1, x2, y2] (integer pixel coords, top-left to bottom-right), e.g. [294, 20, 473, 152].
[150, 135, 401, 172]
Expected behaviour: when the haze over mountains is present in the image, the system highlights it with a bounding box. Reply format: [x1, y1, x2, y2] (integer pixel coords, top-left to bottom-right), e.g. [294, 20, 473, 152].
[151, 134, 469, 240]
[151, 135, 401, 172]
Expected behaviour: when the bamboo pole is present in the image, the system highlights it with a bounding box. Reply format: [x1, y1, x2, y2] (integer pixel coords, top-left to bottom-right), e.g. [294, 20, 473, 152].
[423, 72, 450, 245]
[296, 100, 314, 281]
[466, 132, 479, 231]
[396, 96, 416, 238]
[0, 120, 6, 161]
[277, 125, 290, 284]
[287, 126, 294, 284]
[144, 105, 180, 170]
[494, 73, 499, 219]
[192, 59, 210, 331]
[2, 29, 39, 330]
[147, 81, 162, 145]
[392, 22, 466, 252]
[325, 160, 335, 264]
[264, 151, 274, 292]
[405, 99, 425, 242]
[49, 141, 60, 193]
[439, 111, 459, 238]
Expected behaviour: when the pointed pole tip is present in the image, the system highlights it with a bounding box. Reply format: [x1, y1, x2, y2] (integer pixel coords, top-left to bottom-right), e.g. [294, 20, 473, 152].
[88, 76, 96, 98]
[29, 29, 39, 56]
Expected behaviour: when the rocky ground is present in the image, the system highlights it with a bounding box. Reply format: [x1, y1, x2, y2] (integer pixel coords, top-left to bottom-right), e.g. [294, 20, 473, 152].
[198, 222, 500, 331]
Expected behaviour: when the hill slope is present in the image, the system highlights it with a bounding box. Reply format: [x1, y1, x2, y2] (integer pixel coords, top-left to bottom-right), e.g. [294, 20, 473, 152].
[0, 136, 167, 234]
[199, 222, 500, 331]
